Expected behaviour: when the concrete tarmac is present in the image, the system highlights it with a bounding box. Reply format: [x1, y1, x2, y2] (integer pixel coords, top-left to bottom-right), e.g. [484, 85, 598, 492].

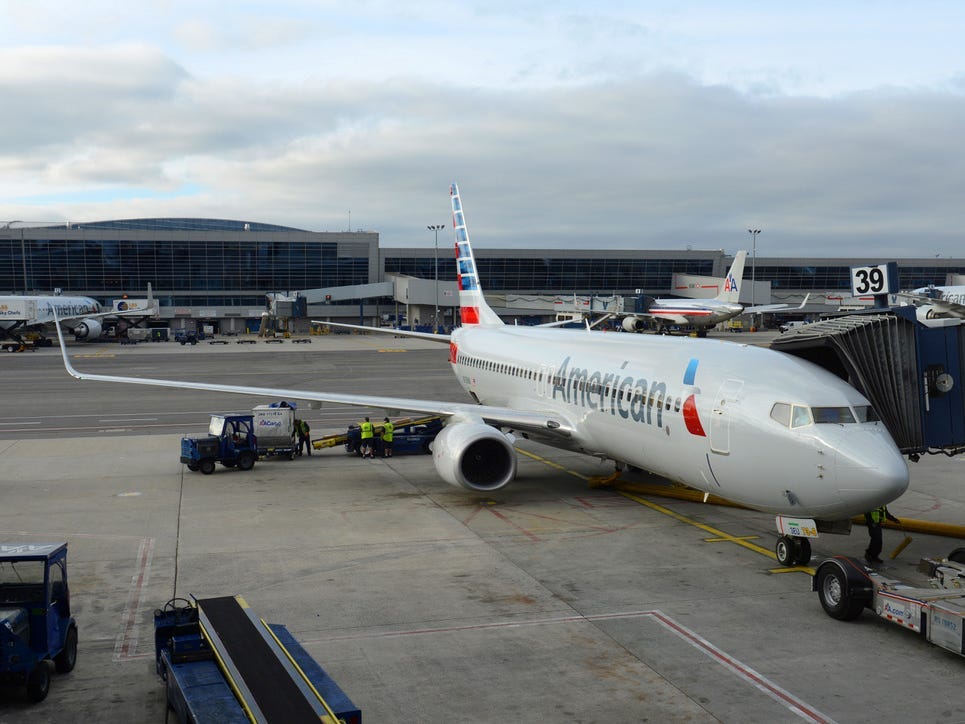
[1, 332, 963, 722]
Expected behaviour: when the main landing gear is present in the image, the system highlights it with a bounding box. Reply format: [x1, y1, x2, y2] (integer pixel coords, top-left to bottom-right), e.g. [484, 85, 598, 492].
[775, 535, 812, 566]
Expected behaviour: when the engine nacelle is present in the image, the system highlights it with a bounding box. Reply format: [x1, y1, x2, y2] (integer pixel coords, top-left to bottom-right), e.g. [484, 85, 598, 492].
[432, 420, 517, 492]
[74, 318, 103, 340]
[915, 305, 941, 322]
[622, 315, 648, 333]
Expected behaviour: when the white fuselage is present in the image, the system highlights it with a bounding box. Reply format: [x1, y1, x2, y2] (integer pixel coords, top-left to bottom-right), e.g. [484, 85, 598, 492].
[449, 325, 907, 519]
[648, 298, 745, 328]
[0, 295, 101, 329]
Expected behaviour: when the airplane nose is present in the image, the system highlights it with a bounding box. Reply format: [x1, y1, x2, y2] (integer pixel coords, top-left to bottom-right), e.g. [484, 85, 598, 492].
[835, 429, 909, 513]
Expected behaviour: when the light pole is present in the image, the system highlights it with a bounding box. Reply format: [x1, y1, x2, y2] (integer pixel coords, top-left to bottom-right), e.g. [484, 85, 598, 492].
[427, 224, 445, 333]
[747, 228, 761, 327]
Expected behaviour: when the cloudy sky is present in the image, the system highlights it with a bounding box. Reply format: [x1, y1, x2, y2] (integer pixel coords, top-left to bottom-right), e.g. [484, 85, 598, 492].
[1, 1, 963, 257]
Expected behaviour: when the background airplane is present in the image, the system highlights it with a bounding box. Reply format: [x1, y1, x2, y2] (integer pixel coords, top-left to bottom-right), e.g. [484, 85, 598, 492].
[0, 286, 157, 346]
[896, 284, 965, 319]
[0, 293, 107, 345]
[617, 251, 807, 334]
[53, 183, 907, 566]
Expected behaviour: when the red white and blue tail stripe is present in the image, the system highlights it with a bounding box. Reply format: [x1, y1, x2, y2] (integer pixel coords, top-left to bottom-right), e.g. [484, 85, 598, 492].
[451, 183, 503, 327]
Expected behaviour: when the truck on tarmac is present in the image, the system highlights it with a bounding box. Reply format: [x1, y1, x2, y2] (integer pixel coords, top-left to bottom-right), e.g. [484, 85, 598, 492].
[813, 549, 965, 657]
[0, 543, 78, 702]
[180, 415, 259, 475]
[180, 405, 297, 474]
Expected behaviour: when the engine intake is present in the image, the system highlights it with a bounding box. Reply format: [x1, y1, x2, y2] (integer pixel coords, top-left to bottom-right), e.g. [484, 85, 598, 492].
[74, 318, 103, 340]
[432, 421, 517, 491]
[622, 315, 648, 332]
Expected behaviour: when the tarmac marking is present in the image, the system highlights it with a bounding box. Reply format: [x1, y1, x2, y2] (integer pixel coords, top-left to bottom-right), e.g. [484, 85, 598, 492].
[99, 418, 159, 423]
[311, 609, 835, 723]
[486, 508, 540, 542]
[520, 448, 817, 573]
[113, 536, 155, 662]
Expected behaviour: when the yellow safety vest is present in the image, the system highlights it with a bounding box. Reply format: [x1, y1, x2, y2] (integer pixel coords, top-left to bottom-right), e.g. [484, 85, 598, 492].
[360, 422, 374, 439]
[382, 422, 394, 442]
[870, 506, 887, 524]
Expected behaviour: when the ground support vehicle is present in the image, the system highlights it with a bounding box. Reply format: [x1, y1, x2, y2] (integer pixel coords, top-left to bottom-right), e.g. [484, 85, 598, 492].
[154, 595, 360, 723]
[252, 404, 297, 460]
[813, 549, 965, 657]
[0, 543, 78, 702]
[0, 340, 36, 352]
[180, 415, 258, 475]
[340, 416, 443, 456]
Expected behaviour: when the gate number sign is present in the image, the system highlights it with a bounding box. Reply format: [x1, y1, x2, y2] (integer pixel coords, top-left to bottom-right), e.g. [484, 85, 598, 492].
[851, 264, 894, 296]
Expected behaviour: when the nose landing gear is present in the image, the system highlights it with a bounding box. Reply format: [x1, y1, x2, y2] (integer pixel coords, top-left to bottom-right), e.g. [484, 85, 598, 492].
[775, 535, 812, 566]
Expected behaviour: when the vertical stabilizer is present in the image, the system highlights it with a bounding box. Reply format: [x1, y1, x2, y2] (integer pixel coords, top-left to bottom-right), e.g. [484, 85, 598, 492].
[716, 250, 747, 302]
[450, 183, 503, 327]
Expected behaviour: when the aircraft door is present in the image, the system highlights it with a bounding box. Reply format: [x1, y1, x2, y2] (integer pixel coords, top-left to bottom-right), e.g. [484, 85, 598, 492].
[710, 379, 744, 454]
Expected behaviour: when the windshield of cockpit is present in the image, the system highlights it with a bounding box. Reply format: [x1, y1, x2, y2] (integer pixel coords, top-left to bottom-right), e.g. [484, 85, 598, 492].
[769, 402, 880, 429]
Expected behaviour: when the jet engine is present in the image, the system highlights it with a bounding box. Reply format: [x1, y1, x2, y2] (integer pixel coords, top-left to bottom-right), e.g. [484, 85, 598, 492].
[432, 420, 517, 491]
[73, 318, 103, 340]
[622, 315, 648, 333]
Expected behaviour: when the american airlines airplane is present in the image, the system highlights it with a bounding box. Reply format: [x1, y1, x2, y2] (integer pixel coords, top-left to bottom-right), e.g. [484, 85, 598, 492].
[618, 251, 806, 334]
[53, 184, 908, 566]
[896, 284, 965, 320]
[0, 293, 108, 345]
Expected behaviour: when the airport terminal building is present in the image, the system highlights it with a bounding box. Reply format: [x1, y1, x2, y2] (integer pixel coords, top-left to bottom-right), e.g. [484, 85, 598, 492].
[2, 218, 964, 333]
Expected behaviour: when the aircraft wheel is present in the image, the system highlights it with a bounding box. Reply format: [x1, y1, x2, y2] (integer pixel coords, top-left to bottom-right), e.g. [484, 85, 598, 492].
[948, 547, 965, 564]
[237, 452, 256, 471]
[816, 564, 865, 620]
[775, 535, 796, 566]
[55, 624, 78, 673]
[199, 459, 215, 475]
[794, 538, 812, 565]
[27, 662, 50, 702]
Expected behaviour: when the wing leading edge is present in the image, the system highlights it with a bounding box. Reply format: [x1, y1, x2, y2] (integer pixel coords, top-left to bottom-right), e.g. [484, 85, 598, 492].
[52, 313, 574, 438]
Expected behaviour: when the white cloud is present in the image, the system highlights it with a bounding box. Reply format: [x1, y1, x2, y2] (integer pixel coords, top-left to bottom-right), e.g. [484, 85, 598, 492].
[0, 3, 963, 257]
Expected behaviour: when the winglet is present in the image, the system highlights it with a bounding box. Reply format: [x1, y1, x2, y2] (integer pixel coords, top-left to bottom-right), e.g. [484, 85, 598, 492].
[52, 308, 83, 380]
[450, 183, 503, 327]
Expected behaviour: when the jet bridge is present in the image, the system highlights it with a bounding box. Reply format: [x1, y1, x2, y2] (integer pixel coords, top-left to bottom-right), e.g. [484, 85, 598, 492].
[770, 305, 965, 456]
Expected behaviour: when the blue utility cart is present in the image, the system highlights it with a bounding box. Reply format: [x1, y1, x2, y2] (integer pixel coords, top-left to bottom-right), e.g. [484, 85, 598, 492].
[0, 543, 78, 702]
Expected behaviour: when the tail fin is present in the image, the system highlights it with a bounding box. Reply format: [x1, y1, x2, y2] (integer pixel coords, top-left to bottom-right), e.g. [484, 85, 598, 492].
[716, 250, 747, 302]
[451, 183, 503, 327]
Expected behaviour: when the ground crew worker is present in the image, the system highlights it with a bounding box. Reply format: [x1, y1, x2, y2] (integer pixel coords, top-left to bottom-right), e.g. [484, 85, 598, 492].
[359, 416, 375, 458]
[864, 504, 900, 565]
[296, 418, 312, 456]
[381, 417, 395, 457]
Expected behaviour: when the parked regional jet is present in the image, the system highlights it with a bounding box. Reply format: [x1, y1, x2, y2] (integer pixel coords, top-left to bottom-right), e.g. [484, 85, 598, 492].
[619, 251, 807, 334]
[896, 284, 965, 320]
[53, 184, 908, 566]
[0, 293, 107, 345]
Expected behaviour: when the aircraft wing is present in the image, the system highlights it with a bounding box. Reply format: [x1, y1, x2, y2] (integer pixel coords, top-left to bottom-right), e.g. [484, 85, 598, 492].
[647, 312, 692, 326]
[312, 319, 450, 342]
[743, 293, 811, 315]
[54, 316, 573, 438]
[896, 292, 965, 318]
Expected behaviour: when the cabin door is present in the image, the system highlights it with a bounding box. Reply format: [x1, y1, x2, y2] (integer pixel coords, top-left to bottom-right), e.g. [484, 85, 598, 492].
[710, 379, 744, 454]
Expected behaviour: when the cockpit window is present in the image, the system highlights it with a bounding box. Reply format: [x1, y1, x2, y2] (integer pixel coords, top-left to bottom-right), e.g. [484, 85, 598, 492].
[790, 405, 812, 428]
[854, 405, 880, 422]
[769, 403, 791, 426]
[812, 407, 857, 424]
